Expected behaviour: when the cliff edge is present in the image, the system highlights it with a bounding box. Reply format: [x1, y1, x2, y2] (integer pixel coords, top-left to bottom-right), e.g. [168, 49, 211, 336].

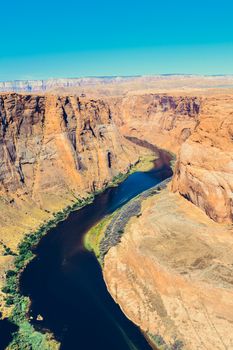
[172, 95, 233, 223]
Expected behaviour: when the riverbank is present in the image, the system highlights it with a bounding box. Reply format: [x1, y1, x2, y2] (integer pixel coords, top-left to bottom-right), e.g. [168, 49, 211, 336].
[84, 177, 171, 264]
[1, 152, 157, 350]
[84, 178, 173, 350]
[2, 195, 95, 350]
[103, 188, 233, 350]
[83, 154, 160, 263]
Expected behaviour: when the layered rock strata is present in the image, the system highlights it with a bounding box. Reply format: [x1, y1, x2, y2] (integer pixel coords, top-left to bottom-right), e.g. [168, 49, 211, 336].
[111, 93, 233, 223]
[103, 93, 233, 350]
[103, 189, 233, 350]
[111, 94, 201, 153]
[0, 93, 140, 250]
[172, 95, 233, 223]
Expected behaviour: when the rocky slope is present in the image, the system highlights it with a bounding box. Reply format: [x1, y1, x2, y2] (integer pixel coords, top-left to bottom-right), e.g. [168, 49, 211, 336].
[172, 95, 233, 223]
[111, 93, 233, 223]
[104, 189, 233, 350]
[102, 92, 233, 350]
[0, 93, 141, 252]
[111, 94, 201, 153]
[1, 89, 233, 349]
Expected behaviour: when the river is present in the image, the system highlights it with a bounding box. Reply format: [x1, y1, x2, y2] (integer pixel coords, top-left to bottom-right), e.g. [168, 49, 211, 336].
[19, 146, 172, 350]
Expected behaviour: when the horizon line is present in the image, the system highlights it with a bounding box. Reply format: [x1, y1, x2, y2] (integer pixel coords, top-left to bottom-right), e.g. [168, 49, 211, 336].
[1, 73, 233, 83]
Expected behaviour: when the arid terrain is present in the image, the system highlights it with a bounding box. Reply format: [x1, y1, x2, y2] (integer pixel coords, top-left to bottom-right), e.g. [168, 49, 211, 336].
[0, 77, 233, 349]
[0, 92, 145, 316]
[104, 189, 233, 349]
[0, 93, 140, 248]
[1, 75, 233, 96]
[102, 91, 233, 349]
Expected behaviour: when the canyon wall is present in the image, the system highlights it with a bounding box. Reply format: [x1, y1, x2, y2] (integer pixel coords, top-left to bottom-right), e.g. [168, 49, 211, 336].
[111, 94, 201, 153]
[103, 93, 233, 350]
[104, 190, 233, 350]
[0, 93, 140, 249]
[111, 93, 233, 223]
[0, 90, 233, 348]
[1, 91, 231, 249]
[172, 95, 233, 223]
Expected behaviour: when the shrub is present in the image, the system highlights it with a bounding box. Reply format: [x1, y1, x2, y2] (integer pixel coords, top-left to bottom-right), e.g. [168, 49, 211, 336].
[6, 270, 16, 278]
[5, 296, 14, 306]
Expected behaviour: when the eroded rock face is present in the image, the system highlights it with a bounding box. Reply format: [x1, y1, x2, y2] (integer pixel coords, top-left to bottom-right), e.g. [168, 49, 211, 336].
[111, 94, 201, 153]
[0, 93, 139, 198]
[0, 93, 140, 248]
[110, 93, 233, 223]
[172, 95, 233, 223]
[102, 93, 233, 350]
[103, 190, 233, 350]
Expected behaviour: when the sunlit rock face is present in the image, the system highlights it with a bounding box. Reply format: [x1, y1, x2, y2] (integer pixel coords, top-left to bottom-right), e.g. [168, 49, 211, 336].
[0, 93, 140, 249]
[111, 94, 201, 153]
[103, 93, 233, 350]
[0, 93, 139, 200]
[110, 92, 233, 223]
[104, 189, 233, 350]
[172, 95, 233, 223]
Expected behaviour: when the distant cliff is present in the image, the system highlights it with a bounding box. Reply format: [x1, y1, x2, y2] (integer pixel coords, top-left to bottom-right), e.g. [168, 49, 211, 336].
[1, 75, 233, 93]
[172, 95, 233, 223]
[111, 94, 201, 153]
[0, 77, 140, 92]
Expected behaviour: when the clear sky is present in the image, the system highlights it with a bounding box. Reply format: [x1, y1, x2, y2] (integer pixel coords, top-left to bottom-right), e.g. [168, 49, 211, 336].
[1, 0, 233, 80]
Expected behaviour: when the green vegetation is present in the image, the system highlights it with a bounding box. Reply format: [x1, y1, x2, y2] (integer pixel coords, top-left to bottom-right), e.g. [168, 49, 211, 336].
[147, 333, 184, 350]
[108, 171, 130, 187]
[0, 242, 16, 256]
[109, 154, 157, 188]
[84, 212, 117, 262]
[1, 153, 158, 349]
[2, 194, 96, 350]
[9, 320, 58, 350]
[131, 154, 156, 172]
[2, 256, 57, 349]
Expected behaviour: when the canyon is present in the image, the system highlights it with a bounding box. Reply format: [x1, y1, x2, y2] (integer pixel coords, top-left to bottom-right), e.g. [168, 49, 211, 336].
[111, 93, 233, 222]
[103, 93, 233, 349]
[0, 93, 140, 250]
[0, 84, 232, 350]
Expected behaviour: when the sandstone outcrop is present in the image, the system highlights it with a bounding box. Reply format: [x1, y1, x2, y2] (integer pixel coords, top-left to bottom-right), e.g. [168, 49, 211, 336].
[111, 94, 201, 153]
[102, 92, 233, 350]
[172, 95, 233, 223]
[0, 93, 141, 250]
[103, 189, 233, 350]
[110, 93, 233, 223]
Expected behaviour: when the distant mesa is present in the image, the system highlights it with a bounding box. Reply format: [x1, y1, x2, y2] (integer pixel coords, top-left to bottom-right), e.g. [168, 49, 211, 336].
[1, 75, 233, 94]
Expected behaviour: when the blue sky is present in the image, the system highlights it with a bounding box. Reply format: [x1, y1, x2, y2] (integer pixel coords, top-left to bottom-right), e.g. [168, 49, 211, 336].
[1, 0, 233, 80]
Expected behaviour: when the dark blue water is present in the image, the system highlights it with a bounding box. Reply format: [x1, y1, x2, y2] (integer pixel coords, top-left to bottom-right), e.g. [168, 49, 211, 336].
[20, 149, 172, 350]
[0, 319, 18, 350]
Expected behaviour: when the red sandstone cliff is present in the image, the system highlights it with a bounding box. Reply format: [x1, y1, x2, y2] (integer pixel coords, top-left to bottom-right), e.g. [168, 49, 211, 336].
[109, 93, 233, 223]
[172, 95, 233, 223]
[0, 93, 141, 250]
[111, 94, 201, 153]
[103, 93, 233, 350]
